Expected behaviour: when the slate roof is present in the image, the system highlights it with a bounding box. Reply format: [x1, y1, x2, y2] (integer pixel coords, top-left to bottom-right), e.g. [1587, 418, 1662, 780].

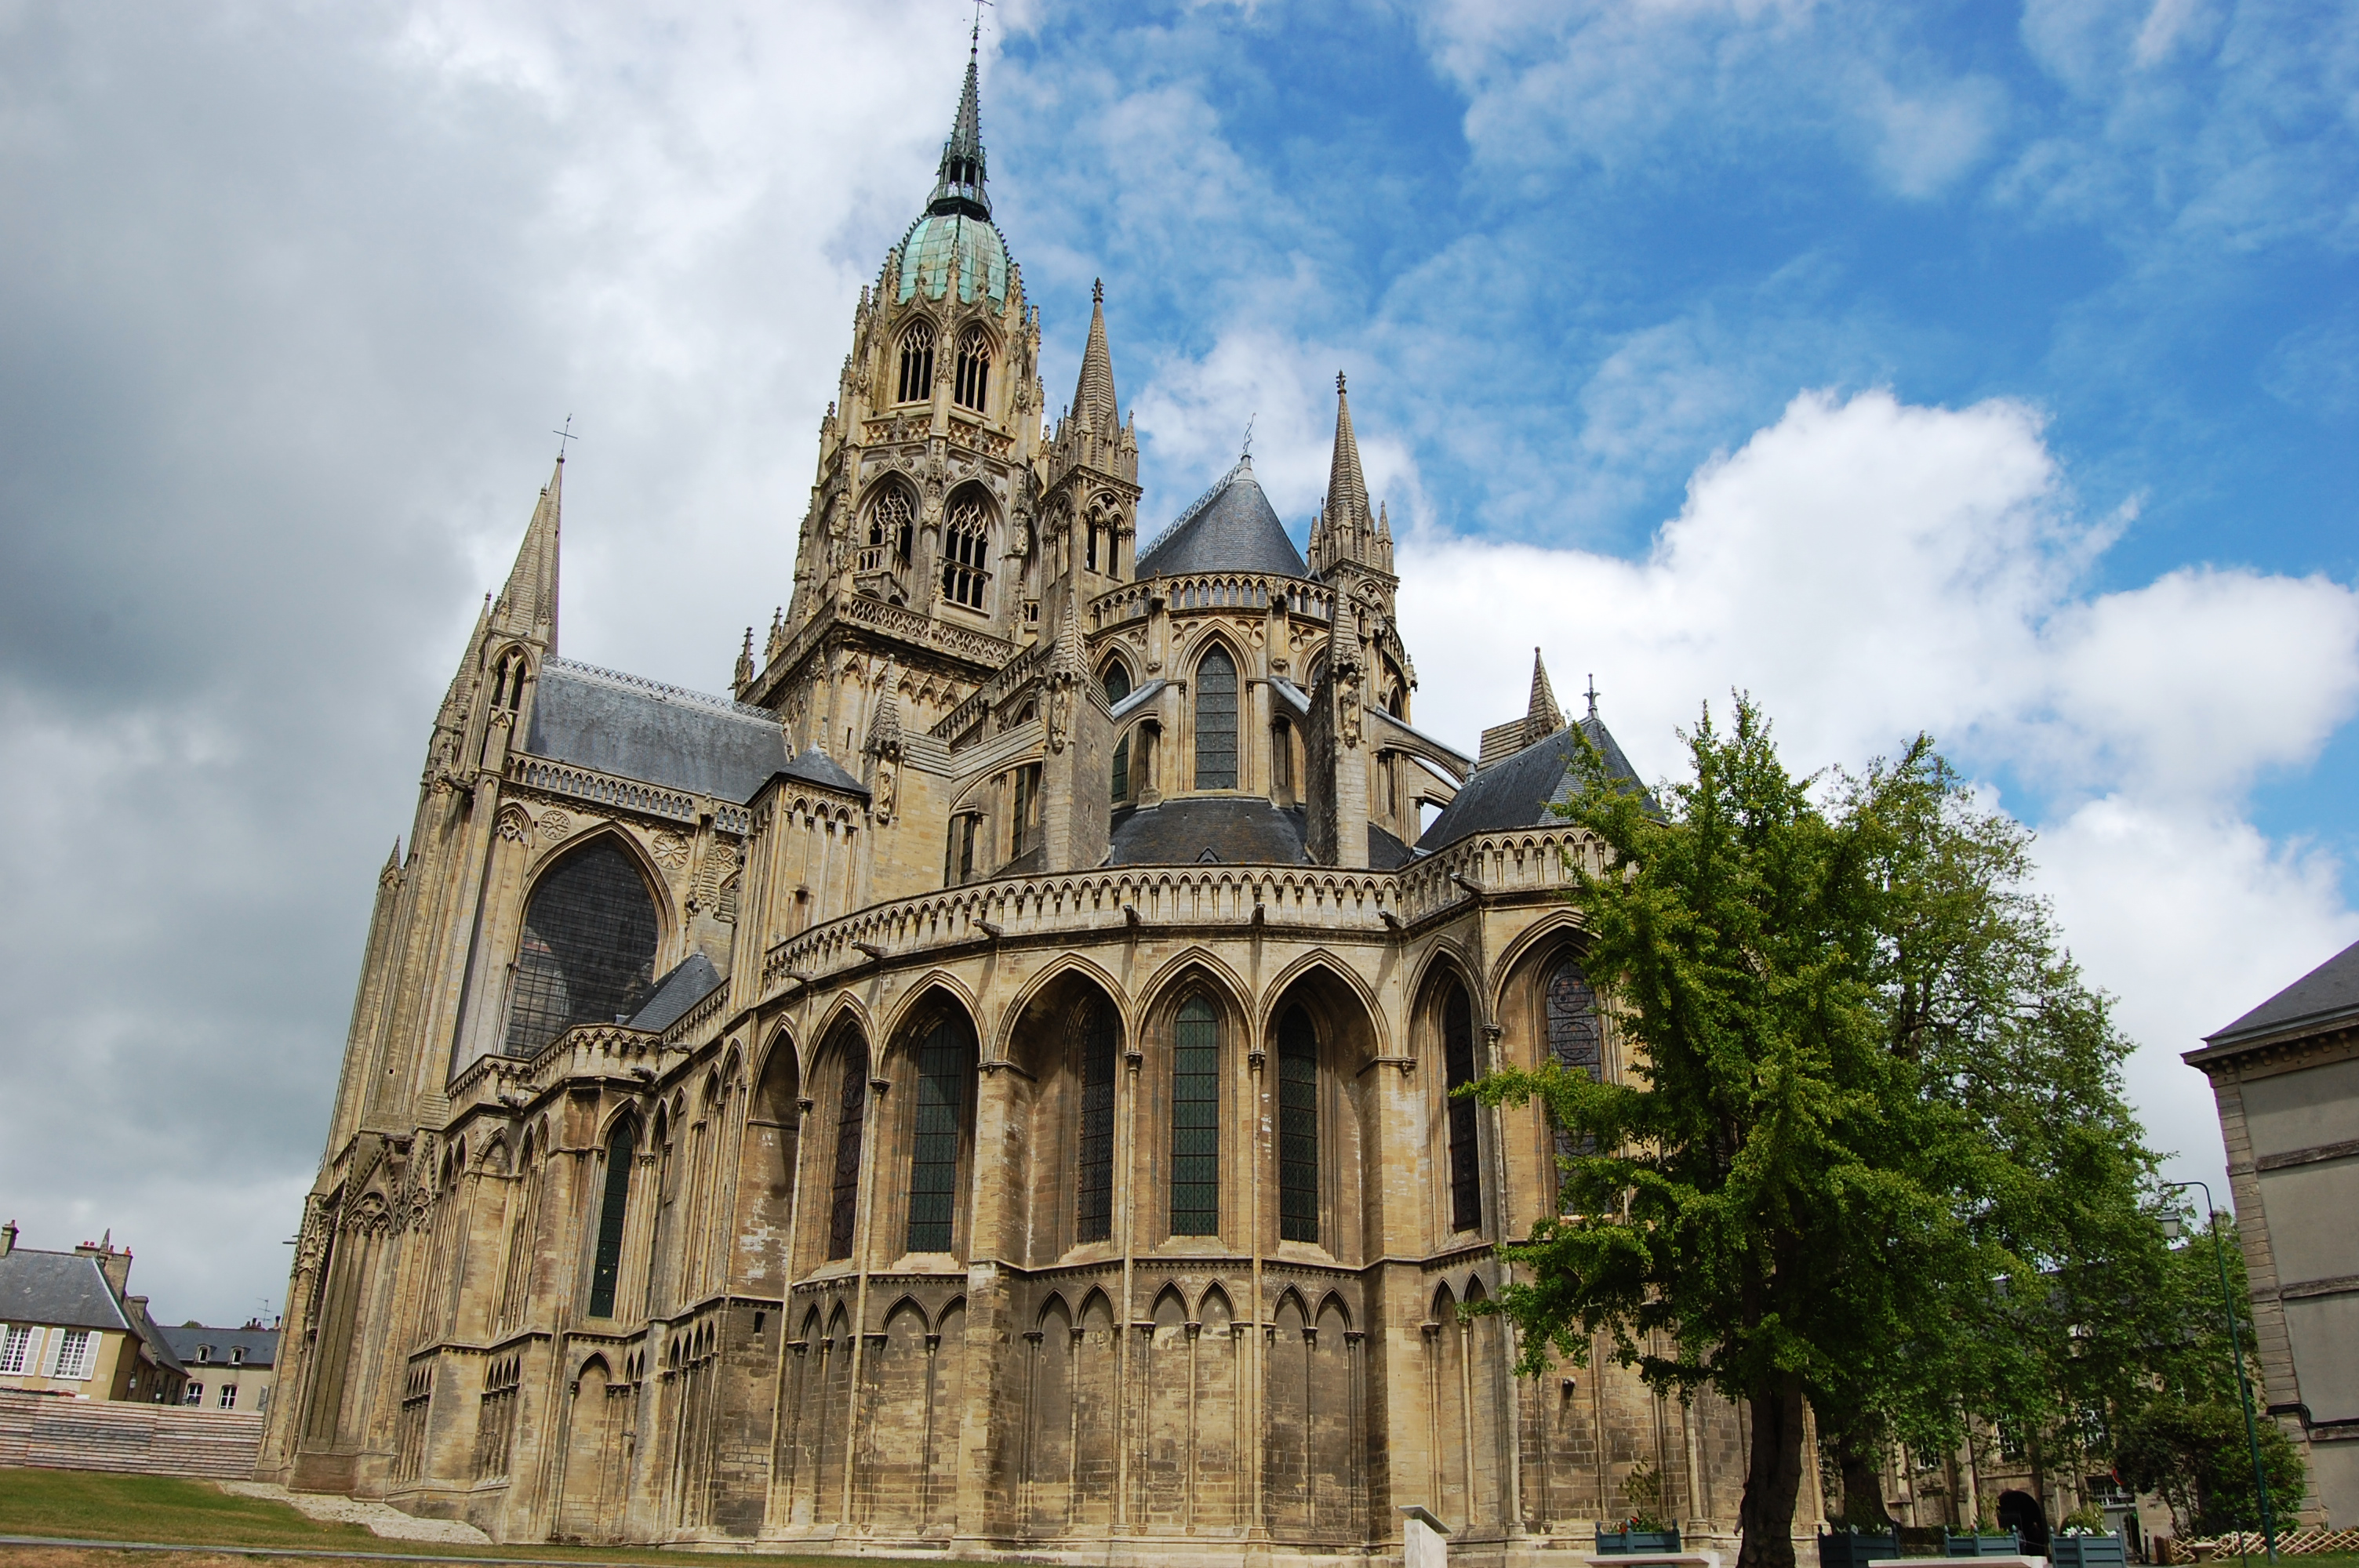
[526, 659, 788, 804]
[2207, 937, 2359, 1046]
[1136, 460, 1308, 580]
[775, 744, 868, 797]
[1416, 713, 1645, 854]
[1108, 800, 1310, 866]
[160, 1325, 278, 1372]
[0, 1250, 129, 1333]
[626, 953, 724, 1035]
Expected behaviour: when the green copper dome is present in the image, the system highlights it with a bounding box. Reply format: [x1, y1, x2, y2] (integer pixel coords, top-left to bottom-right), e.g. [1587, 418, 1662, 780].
[895, 212, 1009, 307]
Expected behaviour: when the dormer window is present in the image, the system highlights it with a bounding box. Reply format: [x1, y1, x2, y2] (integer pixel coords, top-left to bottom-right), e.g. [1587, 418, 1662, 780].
[953, 327, 990, 412]
[896, 321, 936, 405]
[231, 1347, 245, 1366]
[197, 1345, 212, 1364]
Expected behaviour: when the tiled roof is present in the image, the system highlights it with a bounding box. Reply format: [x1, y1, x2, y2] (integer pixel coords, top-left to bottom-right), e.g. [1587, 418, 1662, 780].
[525, 659, 787, 804]
[159, 1325, 278, 1371]
[2208, 937, 2359, 1044]
[0, 1250, 129, 1333]
[1136, 461, 1307, 580]
[1416, 713, 1645, 854]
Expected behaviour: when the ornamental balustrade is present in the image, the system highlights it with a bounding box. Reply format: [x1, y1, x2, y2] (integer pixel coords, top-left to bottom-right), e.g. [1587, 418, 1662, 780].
[930, 640, 1048, 742]
[1088, 572, 1335, 634]
[509, 755, 700, 825]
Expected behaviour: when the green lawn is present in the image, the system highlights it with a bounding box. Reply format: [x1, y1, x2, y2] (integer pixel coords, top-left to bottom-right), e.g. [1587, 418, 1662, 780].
[0, 1468, 973, 1566]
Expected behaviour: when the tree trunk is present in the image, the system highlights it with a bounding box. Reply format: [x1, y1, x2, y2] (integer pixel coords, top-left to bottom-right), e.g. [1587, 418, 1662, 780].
[1834, 1418, 1893, 1530]
[1737, 1374, 1810, 1568]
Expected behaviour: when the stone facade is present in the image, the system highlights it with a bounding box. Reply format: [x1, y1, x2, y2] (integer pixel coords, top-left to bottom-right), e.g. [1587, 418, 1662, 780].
[2185, 939, 2359, 1527]
[257, 53, 1788, 1562]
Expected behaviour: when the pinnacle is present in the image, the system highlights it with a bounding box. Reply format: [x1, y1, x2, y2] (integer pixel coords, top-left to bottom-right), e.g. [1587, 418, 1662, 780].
[493, 456, 563, 648]
[926, 45, 990, 220]
[866, 666, 905, 757]
[1325, 372, 1370, 533]
[1071, 282, 1119, 434]
[1050, 598, 1085, 678]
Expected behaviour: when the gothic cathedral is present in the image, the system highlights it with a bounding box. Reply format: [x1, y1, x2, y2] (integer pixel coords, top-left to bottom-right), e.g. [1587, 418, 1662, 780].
[259, 52, 1776, 1564]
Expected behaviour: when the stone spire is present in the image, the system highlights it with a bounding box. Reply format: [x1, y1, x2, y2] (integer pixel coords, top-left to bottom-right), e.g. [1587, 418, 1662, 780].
[1326, 372, 1371, 532]
[1527, 648, 1563, 732]
[925, 37, 990, 221]
[1071, 280, 1120, 434]
[491, 456, 562, 649]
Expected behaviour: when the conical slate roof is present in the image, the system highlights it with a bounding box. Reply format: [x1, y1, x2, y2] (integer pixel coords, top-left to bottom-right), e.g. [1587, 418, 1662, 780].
[1136, 458, 1307, 579]
[1416, 712, 1647, 854]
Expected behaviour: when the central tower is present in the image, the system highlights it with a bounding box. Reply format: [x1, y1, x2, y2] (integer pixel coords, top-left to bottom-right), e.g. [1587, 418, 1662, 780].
[743, 45, 1052, 764]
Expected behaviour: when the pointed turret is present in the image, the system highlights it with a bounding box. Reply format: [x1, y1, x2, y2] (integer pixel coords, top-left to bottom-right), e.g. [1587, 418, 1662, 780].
[491, 456, 562, 649]
[864, 664, 904, 760]
[925, 38, 990, 221]
[1071, 279, 1119, 434]
[1527, 648, 1564, 734]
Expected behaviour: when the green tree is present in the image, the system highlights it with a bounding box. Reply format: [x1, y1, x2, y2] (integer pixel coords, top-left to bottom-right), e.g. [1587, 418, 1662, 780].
[1474, 699, 2168, 1568]
[2116, 1394, 2305, 1537]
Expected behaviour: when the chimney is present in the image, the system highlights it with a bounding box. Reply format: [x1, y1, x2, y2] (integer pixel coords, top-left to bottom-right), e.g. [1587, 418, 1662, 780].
[74, 1236, 133, 1296]
[1, 1221, 15, 1256]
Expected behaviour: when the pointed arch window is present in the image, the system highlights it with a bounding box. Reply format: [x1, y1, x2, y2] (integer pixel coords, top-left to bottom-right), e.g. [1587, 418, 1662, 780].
[941, 494, 990, 609]
[1171, 996, 1219, 1235]
[1194, 644, 1238, 789]
[865, 485, 914, 574]
[586, 1113, 638, 1318]
[492, 651, 527, 711]
[502, 840, 660, 1057]
[1074, 995, 1118, 1244]
[1442, 979, 1483, 1233]
[826, 1036, 870, 1261]
[953, 326, 991, 412]
[906, 1014, 976, 1253]
[896, 321, 936, 405]
[1102, 663, 1132, 802]
[1278, 1005, 1319, 1243]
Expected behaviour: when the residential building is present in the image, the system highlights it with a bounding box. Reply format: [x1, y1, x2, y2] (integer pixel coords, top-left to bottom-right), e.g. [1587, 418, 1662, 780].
[162, 1322, 281, 1414]
[0, 1225, 186, 1404]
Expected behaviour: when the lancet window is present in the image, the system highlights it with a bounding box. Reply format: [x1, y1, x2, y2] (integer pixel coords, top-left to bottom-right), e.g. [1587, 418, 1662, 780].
[1194, 644, 1238, 789]
[864, 485, 914, 574]
[905, 1014, 975, 1253]
[1170, 996, 1219, 1235]
[941, 495, 990, 609]
[1074, 995, 1118, 1244]
[1442, 978, 1483, 1233]
[1546, 956, 1603, 1192]
[826, 1036, 870, 1261]
[1278, 1005, 1318, 1243]
[585, 1114, 638, 1318]
[501, 840, 660, 1057]
[491, 650, 526, 711]
[1103, 663, 1132, 802]
[953, 326, 990, 411]
[896, 321, 936, 405]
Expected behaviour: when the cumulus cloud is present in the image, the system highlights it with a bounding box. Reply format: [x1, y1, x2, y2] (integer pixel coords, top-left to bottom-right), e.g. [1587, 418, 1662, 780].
[1396, 387, 2359, 1189]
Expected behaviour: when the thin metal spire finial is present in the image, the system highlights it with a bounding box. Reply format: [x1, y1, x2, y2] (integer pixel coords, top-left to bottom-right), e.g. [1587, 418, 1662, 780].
[1586, 673, 1599, 719]
[551, 414, 579, 461]
[1241, 413, 1256, 460]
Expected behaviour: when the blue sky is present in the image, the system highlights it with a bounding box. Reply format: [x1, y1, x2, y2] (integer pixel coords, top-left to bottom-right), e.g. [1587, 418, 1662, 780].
[0, 0, 2353, 1322]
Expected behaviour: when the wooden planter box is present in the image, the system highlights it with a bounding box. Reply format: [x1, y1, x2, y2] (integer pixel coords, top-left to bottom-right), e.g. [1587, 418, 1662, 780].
[2052, 1536, 2128, 1568]
[1819, 1532, 1902, 1568]
[1944, 1534, 2023, 1557]
[1597, 1528, 1683, 1555]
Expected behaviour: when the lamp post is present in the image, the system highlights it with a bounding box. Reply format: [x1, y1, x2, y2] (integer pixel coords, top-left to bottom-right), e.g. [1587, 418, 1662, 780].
[2160, 1180, 2277, 1566]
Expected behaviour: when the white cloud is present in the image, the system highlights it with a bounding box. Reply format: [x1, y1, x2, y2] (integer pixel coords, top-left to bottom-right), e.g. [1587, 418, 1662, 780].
[1396, 387, 2359, 1190]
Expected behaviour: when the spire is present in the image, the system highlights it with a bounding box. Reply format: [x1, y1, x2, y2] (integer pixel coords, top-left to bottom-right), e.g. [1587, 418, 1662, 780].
[925, 39, 990, 220]
[493, 456, 562, 649]
[865, 664, 904, 759]
[1049, 597, 1085, 681]
[1527, 648, 1564, 733]
[1326, 372, 1371, 533]
[1072, 279, 1119, 434]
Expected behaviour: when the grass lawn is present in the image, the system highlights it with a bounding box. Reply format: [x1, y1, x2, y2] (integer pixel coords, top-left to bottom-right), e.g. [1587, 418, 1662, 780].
[0, 1468, 978, 1567]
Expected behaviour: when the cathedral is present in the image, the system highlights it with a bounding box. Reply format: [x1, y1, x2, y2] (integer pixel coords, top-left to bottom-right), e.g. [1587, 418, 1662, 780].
[258, 51, 1790, 1563]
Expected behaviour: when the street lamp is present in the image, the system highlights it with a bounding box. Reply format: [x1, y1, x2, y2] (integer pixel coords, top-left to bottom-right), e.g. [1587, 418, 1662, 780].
[2159, 1180, 2277, 1566]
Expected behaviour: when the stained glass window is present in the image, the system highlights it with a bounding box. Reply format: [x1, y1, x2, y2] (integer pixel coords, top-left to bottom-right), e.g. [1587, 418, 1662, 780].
[905, 1015, 974, 1253]
[1443, 981, 1482, 1234]
[586, 1115, 637, 1317]
[1103, 664, 1132, 802]
[502, 840, 659, 1057]
[1171, 997, 1219, 1235]
[1194, 645, 1237, 789]
[1074, 995, 1118, 1244]
[1278, 1006, 1318, 1243]
[1546, 957, 1603, 1192]
[941, 494, 990, 608]
[826, 1037, 869, 1261]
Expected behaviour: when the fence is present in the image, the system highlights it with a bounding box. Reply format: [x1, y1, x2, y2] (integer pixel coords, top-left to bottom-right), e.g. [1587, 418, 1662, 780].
[0, 1390, 262, 1479]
